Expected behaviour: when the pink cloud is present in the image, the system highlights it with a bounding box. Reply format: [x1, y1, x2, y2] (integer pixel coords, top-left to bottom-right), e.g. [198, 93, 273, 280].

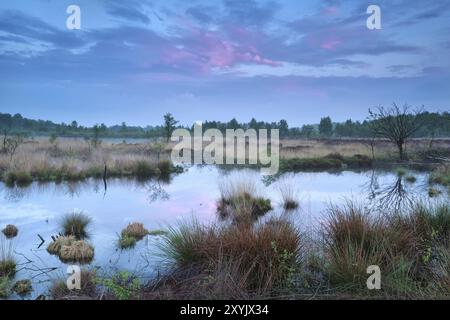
[320, 39, 342, 50]
[162, 22, 281, 74]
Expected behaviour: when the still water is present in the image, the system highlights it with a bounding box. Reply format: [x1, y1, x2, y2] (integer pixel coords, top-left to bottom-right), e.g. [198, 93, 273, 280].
[0, 166, 447, 298]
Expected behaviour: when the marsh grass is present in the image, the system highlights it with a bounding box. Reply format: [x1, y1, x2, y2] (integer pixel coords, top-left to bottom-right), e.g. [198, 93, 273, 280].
[277, 175, 299, 210]
[47, 235, 94, 264]
[159, 217, 301, 294]
[12, 279, 32, 296]
[217, 172, 272, 225]
[59, 240, 95, 264]
[0, 276, 12, 298]
[118, 222, 149, 249]
[0, 138, 175, 184]
[324, 201, 450, 297]
[0, 235, 16, 278]
[50, 269, 98, 300]
[60, 212, 92, 239]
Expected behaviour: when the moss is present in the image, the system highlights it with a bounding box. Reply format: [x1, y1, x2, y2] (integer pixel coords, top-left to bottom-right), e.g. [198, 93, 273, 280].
[1, 225, 18, 239]
[12, 279, 32, 296]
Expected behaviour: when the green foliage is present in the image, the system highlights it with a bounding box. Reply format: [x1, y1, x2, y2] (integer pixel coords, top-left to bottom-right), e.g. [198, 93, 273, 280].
[97, 271, 142, 300]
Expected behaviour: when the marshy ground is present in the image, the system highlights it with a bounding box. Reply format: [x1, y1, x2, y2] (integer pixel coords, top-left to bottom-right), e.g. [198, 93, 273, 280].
[0, 138, 449, 300]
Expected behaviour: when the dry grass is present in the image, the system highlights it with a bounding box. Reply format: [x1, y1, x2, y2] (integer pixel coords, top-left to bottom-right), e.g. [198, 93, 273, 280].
[159, 218, 301, 295]
[0, 138, 173, 183]
[47, 236, 76, 255]
[59, 240, 95, 264]
[118, 222, 149, 249]
[0, 235, 16, 278]
[1, 225, 18, 239]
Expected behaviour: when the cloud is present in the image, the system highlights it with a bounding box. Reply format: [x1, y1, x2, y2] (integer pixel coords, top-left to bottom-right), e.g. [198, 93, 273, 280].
[0, 10, 86, 49]
[103, 0, 152, 25]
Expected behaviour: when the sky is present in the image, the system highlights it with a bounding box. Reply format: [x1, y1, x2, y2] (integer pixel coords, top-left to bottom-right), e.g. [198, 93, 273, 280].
[0, 0, 449, 127]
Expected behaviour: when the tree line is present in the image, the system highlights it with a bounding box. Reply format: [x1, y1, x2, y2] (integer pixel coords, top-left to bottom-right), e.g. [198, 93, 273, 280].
[1, 110, 449, 140]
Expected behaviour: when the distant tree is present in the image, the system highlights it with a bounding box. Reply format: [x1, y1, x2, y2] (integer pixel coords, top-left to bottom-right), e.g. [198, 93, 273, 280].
[368, 103, 424, 160]
[163, 113, 178, 142]
[227, 118, 239, 130]
[91, 124, 102, 148]
[319, 116, 333, 137]
[71, 121, 78, 128]
[301, 125, 315, 138]
[278, 119, 289, 138]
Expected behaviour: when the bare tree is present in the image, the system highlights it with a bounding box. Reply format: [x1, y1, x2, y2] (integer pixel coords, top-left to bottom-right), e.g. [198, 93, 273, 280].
[368, 103, 424, 160]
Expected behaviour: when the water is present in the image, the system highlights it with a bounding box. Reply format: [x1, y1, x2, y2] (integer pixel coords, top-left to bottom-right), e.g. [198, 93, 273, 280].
[0, 166, 447, 299]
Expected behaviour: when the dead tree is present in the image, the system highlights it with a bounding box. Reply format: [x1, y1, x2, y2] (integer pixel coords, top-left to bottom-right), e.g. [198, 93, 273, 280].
[368, 103, 424, 161]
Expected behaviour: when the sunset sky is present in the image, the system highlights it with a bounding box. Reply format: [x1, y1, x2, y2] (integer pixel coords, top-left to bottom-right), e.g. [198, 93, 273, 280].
[0, 0, 449, 126]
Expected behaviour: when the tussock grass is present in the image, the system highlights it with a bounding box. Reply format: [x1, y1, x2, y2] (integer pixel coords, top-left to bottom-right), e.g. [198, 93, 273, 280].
[1, 225, 18, 239]
[12, 279, 32, 296]
[0, 235, 16, 278]
[47, 235, 94, 264]
[160, 218, 301, 294]
[60, 212, 92, 239]
[118, 222, 149, 249]
[217, 172, 272, 225]
[47, 236, 76, 255]
[429, 164, 450, 187]
[50, 269, 98, 300]
[277, 175, 299, 210]
[59, 240, 95, 264]
[323, 201, 450, 297]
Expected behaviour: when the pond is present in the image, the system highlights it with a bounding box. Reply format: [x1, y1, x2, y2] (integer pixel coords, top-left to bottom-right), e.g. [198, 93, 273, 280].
[0, 166, 447, 299]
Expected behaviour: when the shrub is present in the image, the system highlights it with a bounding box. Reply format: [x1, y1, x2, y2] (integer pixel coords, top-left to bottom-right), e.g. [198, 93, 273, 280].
[60, 212, 92, 239]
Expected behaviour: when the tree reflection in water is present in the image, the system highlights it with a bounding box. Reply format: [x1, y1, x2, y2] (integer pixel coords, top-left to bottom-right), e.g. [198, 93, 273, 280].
[365, 171, 418, 213]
